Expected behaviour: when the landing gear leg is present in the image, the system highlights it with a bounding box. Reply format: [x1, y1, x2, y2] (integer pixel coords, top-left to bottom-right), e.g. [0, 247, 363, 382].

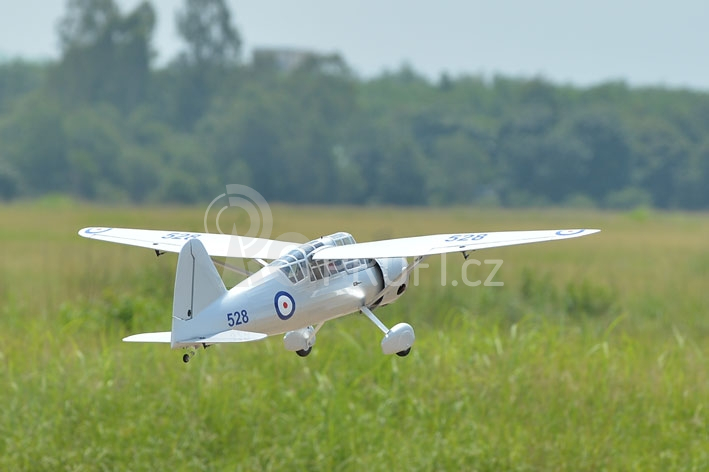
[360, 306, 389, 334]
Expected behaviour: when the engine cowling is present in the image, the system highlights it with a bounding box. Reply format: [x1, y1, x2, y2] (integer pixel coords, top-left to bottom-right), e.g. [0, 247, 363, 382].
[380, 322, 415, 355]
[373, 257, 409, 306]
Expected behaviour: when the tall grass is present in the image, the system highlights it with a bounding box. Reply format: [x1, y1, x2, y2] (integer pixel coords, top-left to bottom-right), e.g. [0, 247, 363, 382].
[1, 203, 708, 470]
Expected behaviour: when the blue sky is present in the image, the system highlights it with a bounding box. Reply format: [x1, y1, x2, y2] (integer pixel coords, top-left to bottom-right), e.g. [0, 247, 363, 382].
[1, 0, 707, 90]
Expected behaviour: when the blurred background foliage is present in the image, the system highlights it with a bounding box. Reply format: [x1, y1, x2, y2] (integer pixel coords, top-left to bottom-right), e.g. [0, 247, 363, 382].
[1, 0, 708, 210]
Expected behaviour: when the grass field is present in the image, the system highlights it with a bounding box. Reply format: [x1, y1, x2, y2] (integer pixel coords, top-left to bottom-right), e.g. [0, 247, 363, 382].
[1, 202, 708, 471]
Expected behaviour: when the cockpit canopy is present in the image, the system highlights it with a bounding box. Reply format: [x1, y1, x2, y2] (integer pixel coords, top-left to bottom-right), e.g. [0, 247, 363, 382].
[269, 232, 374, 284]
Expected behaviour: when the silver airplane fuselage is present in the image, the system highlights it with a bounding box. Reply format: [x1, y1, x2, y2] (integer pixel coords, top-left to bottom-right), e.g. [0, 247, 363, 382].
[173, 232, 409, 351]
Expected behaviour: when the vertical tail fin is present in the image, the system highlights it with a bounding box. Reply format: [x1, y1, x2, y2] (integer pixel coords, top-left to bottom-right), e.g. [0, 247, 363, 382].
[171, 238, 227, 346]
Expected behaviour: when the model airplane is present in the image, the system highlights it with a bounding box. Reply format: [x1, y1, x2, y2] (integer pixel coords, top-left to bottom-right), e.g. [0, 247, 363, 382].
[79, 226, 599, 362]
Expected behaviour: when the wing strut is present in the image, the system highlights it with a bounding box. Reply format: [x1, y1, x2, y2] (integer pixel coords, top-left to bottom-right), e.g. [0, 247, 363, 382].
[211, 258, 254, 277]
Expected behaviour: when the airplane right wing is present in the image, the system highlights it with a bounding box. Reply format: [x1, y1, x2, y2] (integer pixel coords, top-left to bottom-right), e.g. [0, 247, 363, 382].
[79, 227, 297, 260]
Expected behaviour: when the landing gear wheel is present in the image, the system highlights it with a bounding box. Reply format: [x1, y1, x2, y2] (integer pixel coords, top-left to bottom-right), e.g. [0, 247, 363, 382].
[396, 347, 411, 357]
[296, 347, 312, 357]
[183, 353, 191, 363]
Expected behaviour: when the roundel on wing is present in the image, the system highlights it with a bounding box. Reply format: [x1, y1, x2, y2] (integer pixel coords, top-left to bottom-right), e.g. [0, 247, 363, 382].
[274, 291, 296, 320]
[555, 229, 585, 236]
[84, 227, 112, 234]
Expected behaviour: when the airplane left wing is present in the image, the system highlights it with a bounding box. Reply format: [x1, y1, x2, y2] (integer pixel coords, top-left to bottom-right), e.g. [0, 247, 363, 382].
[78, 227, 297, 259]
[312, 229, 600, 260]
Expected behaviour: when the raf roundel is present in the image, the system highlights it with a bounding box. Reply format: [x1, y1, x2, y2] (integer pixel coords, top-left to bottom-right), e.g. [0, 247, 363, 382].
[84, 227, 113, 234]
[555, 229, 585, 236]
[274, 291, 296, 320]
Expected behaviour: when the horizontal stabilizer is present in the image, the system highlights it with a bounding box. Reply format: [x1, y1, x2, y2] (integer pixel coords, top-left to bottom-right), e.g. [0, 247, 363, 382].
[181, 329, 268, 344]
[124, 330, 267, 345]
[123, 332, 172, 343]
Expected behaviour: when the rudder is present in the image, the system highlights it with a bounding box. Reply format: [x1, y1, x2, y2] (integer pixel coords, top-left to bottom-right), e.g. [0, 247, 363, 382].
[172, 238, 226, 345]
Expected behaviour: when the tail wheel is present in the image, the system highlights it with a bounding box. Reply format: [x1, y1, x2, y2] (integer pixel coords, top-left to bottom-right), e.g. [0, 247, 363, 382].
[296, 347, 312, 357]
[182, 349, 196, 363]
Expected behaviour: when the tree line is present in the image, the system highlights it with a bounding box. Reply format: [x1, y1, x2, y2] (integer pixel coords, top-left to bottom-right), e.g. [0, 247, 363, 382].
[1, 0, 708, 209]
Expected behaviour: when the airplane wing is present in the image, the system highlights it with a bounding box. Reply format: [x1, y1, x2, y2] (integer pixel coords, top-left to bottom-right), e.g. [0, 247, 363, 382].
[78, 227, 297, 259]
[312, 229, 600, 260]
[123, 330, 267, 344]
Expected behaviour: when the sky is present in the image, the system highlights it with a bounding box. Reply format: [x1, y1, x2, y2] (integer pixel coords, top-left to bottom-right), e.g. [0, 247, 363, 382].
[0, 0, 707, 90]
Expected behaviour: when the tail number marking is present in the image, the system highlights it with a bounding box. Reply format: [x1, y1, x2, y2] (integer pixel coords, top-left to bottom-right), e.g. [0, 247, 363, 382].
[162, 233, 201, 240]
[227, 310, 249, 327]
[445, 233, 488, 242]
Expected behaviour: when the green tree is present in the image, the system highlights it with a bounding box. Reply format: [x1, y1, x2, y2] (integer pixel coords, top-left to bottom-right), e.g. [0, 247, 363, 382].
[198, 83, 293, 201]
[569, 109, 630, 201]
[374, 134, 428, 206]
[427, 132, 495, 205]
[176, 0, 241, 68]
[64, 104, 125, 199]
[0, 158, 21, 200]
[0, 94, 69, 193]
[57, 0, 118, 49]
[346, 119, 428, 206]
[689, 141, 709, 208]
[630, 118, 690, 208]
[497, 104, 560, 203]
[53, 0, 155, 113]
[169, 0, 242, 129]
[0, 61, 45, 112]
